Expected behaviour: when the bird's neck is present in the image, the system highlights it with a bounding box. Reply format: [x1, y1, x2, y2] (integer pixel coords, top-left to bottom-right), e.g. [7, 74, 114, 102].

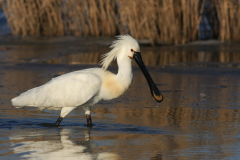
[116, 61, 133, 89]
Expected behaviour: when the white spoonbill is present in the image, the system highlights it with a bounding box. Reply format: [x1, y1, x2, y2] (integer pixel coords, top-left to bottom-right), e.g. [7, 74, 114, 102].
[11, 35, 163, 126]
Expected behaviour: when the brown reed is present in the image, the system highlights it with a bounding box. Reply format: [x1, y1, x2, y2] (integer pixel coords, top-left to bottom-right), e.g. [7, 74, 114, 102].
[1, 0, 240, 44]
[214, 0, 240, 42]
[117, 0, 205, 45]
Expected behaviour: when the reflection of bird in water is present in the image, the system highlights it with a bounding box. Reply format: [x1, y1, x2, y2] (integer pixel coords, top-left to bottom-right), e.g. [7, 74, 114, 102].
[10, 128, 120, 160]
[11, 35, 163, 126]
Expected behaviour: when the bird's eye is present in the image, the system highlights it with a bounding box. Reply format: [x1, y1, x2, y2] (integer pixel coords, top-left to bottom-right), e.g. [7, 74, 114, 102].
[131, 49, 134, 52]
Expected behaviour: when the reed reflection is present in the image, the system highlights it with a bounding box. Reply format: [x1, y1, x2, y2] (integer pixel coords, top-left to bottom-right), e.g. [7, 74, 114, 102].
[32, 51, 240, 67]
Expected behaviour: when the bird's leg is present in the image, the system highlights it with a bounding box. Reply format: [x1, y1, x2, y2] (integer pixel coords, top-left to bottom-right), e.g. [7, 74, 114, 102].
[86, 114, 92, 126]
[83, 106, 92, 127]
[55, 116, 63, 126]
[55, 107, 76, 126]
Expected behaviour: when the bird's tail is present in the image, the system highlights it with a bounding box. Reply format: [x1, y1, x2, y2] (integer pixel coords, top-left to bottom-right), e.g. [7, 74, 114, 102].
[11, 91, 36, 108]
[11, 96, 24, 108]
[11, 83, 45, 108]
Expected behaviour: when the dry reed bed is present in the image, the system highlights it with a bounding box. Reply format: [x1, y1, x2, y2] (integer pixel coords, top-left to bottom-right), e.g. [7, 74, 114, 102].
[1, 0, 240, 44]
[214, 0, 240, 42]
[118, 0, 205, 44]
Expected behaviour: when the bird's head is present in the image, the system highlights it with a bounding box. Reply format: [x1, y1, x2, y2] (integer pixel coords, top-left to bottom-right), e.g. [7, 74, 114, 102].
[118, 36, 140, 61]
[100, 35, 140, 70]
[101, 35, 163, 103]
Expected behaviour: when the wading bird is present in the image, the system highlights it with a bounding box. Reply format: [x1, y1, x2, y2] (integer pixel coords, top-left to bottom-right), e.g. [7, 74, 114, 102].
[11, 35, 163, 126]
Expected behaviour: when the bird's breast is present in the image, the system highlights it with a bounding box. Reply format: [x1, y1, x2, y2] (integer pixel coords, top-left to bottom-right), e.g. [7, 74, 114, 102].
[101, 76, 127, 100]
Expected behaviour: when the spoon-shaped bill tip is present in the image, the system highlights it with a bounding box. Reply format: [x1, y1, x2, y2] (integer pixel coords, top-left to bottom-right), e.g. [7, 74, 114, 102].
[153, 92, 163, 102]
[133, 51, 163, 103]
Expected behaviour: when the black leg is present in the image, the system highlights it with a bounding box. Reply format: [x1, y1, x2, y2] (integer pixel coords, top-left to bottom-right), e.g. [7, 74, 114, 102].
[55, 116, 63, 126]
[86, 114, 92, 127]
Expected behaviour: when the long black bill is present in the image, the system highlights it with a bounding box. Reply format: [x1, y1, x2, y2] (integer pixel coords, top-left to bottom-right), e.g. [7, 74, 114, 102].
[133, 51, 163, 102]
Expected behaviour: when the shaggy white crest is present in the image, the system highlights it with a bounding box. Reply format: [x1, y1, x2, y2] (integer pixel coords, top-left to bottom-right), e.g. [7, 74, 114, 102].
[100, 34, 137, 70]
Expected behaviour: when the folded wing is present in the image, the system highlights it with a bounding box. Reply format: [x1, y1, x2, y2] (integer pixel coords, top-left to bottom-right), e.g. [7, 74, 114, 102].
[11, 72, 102, 109]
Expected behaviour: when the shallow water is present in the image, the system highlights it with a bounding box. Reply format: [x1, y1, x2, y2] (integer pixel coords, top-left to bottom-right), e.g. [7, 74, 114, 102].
[1, 36, 240, 159]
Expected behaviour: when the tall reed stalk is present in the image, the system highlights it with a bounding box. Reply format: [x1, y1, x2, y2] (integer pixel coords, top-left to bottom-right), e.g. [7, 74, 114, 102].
[1, 0, 240, 44]
[117, 0, 205, 44]
[214, 0, 240, 42]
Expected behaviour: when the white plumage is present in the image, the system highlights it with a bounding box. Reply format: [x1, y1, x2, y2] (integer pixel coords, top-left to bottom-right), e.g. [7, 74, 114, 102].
[12, 70, 101, 109]
[12, 35, 163, 126]
[12, 35, 148, 126]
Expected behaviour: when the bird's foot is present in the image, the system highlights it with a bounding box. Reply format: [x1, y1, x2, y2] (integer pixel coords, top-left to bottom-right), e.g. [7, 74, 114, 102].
[86, 114, 92, 127]
[55, 116, 63, 126]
